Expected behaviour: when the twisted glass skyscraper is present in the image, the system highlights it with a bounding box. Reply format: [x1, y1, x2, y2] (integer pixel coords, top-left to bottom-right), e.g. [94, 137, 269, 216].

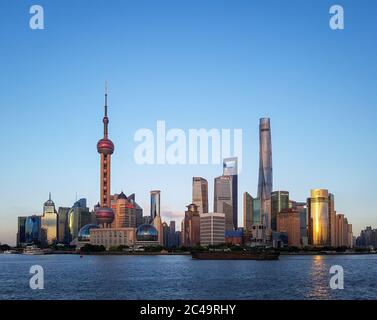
[257, 118, 273, 230]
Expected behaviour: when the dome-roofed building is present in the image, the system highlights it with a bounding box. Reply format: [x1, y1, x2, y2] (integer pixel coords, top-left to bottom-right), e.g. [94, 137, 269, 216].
[136, 224, 158, 242]
[78, 224, 100, 242]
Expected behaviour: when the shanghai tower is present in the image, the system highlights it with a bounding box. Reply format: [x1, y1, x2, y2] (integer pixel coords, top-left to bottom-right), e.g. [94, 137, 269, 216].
[257, 118, 273, 230]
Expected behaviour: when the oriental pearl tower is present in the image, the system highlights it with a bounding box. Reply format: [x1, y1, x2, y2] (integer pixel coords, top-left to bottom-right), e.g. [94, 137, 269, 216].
[96, 85, 115, 228]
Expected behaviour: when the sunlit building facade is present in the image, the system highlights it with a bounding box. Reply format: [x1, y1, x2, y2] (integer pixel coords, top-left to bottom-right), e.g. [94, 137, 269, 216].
[277, 208, 301, 248]
[111, 192, 136, 228]
[41, 194, 58, 245]
[308, 189, 330, 246]
[68, 198, 91, 242]
[183, 204, 201, 247]
[90, 227, 136, 249]
[192, 177, 208, 214]
[200, 212, 225, 246]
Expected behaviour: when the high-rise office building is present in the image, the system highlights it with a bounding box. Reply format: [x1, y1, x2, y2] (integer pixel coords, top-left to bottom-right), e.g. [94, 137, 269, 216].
[41, 193, 58, 245]
[153, 214, 164, 246]
[214, 175, 234, 231]
[192, 177, 208, 214]
[150, 190, 161, 220]
[277, 208, 301, 247]
[328, 193, 336, 247]
[200, 213, 225, 246]
[111, 192, 136, 228]
[271, 191, 289, 231]
[25, 215, 41, 244]
[243, 193, 262, 230]
[57, 207, 70, 244]
[243, 192, 253, 232]
[308, 189, 330, 246]
[290, 201, 308, 245]
[162, 222, 170, 247]
[257, 118, 273, 231]
[96, 87, 115, 228]
[223, 157, 238, 230]
[17, 217, 27, 247]
[68, 198, 91, 242]
[183, 204, 201, 247]
[169, 221, 176, 247]
[335, 213, 345, 247]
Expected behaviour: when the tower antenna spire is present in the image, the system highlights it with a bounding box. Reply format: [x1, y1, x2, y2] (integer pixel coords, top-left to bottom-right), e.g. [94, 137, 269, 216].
[104, 81, 108, 117]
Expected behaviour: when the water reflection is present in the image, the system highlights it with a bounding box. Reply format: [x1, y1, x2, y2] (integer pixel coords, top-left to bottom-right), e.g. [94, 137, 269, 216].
[305, 255, 331, 299]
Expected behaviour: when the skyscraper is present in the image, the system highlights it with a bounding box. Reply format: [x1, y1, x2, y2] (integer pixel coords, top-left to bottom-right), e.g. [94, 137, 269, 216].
[57, 207, 70, 244]
[214, 175, 234, 231]
[169, 221, 176, 247]
[111, 192, 136, 228]
[328, 193, 336, 247]
[96, 87, 115, 228]
[277, 208, 301, 248]
[257, 118, 273, 230]
[223, 157, 238, 230]
[192, 177, 208, 214]
[213, 158, 238, 231]
[183, 204, 201, 247]
[271, 191, 289, 231]
[68, 198, 91, 242]
[308, 189, 330, 246]
[41, 193, 58, 245]
[17, 217, 27, 247]
[243, 192, 253, 232]
[150, 190, 161, 220]
[25, 215, 41, 244]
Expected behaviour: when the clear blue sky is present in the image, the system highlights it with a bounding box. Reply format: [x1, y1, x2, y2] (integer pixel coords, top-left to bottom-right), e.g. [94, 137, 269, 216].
[1, 0, 376, 245]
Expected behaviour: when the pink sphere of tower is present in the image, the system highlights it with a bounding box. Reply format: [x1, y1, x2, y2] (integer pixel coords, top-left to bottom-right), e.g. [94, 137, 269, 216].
[96, 207, 115, 226]
[97, 138, 114, 155]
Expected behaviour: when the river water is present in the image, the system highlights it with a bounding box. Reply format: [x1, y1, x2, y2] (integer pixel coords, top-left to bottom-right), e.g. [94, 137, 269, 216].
[0, 254, 376, 300]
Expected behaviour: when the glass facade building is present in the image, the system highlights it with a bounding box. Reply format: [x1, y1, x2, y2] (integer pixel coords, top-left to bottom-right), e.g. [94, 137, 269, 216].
[223, 157, 238, 230]
[308, 189, 330, 246]
[214, 175, 234, 231]
[25, 215, 41, 244]
[17, 217, 27, 246]
[57, 207, 70, 244]
[257, 118, 273, 230]
[68, 198, 91, 242]
[271, 191, 289, 231]
[192, 177, 209, 214]
[243, 192, 253, 231]
[150, 190, 161, 220]
[41, 194, 58, 245]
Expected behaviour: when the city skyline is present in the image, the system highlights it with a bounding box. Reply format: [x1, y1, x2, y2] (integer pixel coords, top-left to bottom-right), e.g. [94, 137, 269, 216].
[1, 0, 377, 245]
